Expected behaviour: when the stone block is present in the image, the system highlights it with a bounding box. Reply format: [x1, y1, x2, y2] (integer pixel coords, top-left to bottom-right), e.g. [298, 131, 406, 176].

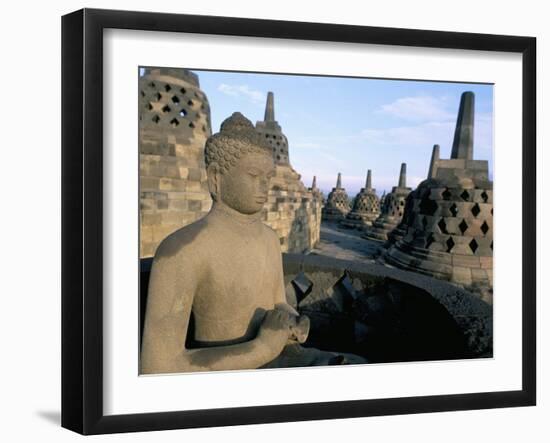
[471, 268, 488, 283]
[178, 167, 189, 179]
[480, 257, 493, 269]
[141, 213, 162, 226]
[159, 178, 173, 191]
[171, 179, 187, 191]
[140, 225, 153, 242]
[188, 168, 202, 182]
[452, 254, 481, 268]
[451, 266, 473, 286]
[188, 200, 202, 212]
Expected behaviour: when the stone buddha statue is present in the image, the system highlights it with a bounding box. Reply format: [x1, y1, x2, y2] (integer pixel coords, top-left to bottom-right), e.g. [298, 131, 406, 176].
[141, 112, 363, 374]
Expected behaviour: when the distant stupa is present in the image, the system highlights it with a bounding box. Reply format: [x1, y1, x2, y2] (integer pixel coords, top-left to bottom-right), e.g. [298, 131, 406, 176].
[256, 92, 290, 165]
[340, 169, 380, 229]
[363, 163, 411, 241]
[321, 173, 350, 221]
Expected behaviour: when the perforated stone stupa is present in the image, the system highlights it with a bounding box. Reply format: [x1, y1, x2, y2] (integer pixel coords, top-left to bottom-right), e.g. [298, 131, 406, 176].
[256, 91, 290, 165]
[256, 93, 323, 253]
[139, 67, 213, 257]
[340, 170, 380, 228]
[322, 173, 351, 221]
[385, 92, 493, 288]
[363, 163, 412, 241]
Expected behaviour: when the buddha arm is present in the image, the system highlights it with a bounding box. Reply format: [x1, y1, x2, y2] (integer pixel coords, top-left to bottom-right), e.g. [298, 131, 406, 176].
[140, 246, 287, 374]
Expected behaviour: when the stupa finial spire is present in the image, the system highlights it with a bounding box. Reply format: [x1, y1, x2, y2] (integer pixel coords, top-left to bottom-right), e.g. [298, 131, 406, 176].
[428, 144, 440, 178]
[366, 170, 372, 190]
[312, 175, 317, 189]
[450, 91, 475, 160]
[398, 163, 407, 188]
[264, 91, 275, 122]
[336, 172, 342, 189]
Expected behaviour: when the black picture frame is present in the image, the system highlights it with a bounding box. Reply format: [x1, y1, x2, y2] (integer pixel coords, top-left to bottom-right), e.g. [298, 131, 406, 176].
[61, 8, 536, 435]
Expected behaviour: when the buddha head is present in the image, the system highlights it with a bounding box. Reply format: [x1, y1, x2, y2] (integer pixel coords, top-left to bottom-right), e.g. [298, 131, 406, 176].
[205, 112, 275, 215]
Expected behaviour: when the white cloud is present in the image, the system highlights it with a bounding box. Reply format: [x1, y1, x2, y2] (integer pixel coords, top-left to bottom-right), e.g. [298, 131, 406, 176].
[377, 95, 454, 122]
[217, 83, 265, 104]
[361, 121, 455, 148]
[361, 111, 493, 154]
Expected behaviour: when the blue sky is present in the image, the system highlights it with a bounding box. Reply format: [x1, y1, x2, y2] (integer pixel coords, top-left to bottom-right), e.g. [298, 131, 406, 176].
[192, 70, 493, 196]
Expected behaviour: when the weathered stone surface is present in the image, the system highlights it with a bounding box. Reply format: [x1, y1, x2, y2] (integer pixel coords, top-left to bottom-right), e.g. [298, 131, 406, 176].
[281, 254, 491, 361]
[141, 113, 365, 375]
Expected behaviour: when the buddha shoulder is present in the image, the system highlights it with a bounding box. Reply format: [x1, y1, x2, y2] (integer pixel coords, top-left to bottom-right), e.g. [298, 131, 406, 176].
[153, 217, 213, 263]
[260, 223, 281, 250]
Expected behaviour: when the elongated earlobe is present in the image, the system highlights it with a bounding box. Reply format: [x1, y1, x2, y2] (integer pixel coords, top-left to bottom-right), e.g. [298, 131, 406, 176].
[207, 163, 220, 201]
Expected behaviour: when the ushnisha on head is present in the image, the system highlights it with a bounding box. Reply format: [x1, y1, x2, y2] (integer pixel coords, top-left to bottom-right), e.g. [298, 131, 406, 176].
[205, 112, 275, 215]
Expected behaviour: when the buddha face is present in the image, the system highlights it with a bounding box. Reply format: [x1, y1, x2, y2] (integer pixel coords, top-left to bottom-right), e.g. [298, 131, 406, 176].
[218, 151, 275, 215]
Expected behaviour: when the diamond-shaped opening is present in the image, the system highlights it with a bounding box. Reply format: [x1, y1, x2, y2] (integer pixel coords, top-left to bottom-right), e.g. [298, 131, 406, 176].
[469, 238, 479, 254]
[170, 118, 179, 127]
[154, 92, 162, 101]
[149, 81, 156, 88]
[189, 122, 195, 128]
[152, 115, 160, 124]
[442, 188, 452, 200]
[179, 109, 187, 117]
[180, 87, 186, 94]
[146, 102, 153, 110]
[425, 233, 435, 249]
[481, 191, 489, 203]
[164, 84, 171, 92]
[171, 95, 180, 104]
[460, 190, 470, 201]
[419, 197, 438, 216]
[421, 216, 428, 230]
[490, 241, 493, 250]
[471, 203, 481, 217]
[202, 125, 207, 132]
[162, 105, 171, 113]
[438, 218, 448, 234]
[187, 99, 194, 107]
[140, 90, 145, 97]
[446, 237, 455, 253]
[481, 221, 490, 235]
[459, 219, 468, 234]
[449, 203, 458, 217]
